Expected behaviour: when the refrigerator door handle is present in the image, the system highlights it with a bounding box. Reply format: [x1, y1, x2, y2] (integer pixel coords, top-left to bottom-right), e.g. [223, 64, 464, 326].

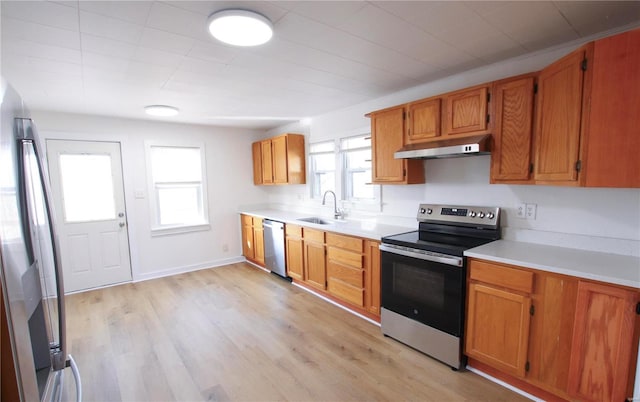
[68, 355, 82, 402]
[17, 118, 67, 371]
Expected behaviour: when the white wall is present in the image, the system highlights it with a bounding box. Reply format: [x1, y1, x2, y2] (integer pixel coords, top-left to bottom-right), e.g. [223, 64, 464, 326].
[262, 26, 640, 257]
[32, 111, 268, 281]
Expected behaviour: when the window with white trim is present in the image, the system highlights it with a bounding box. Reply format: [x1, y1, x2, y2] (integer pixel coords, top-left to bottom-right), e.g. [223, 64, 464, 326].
[146, 143, 209, 234]
[309, 141, 336, 199]
[341, 135, 375, 202]
[308, 133, 380, 210]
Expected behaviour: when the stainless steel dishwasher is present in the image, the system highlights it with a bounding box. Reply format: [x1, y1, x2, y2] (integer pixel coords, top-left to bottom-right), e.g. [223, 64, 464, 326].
[262, 219, 288, 279]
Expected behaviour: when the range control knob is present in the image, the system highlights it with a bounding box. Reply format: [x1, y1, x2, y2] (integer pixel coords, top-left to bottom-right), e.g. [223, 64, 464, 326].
[427, 208, 433, 215]
[487, 212, 495, 219]
[469, 211, 476, 218]
[478, 212, 485, 219]
[420, 208, 426, 214]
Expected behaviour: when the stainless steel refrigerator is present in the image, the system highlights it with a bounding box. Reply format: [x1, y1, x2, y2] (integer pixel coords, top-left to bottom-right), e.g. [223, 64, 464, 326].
[0, 78, 82, 401]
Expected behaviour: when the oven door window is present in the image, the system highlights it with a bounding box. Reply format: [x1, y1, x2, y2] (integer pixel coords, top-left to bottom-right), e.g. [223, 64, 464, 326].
[381, 250, 464, 336]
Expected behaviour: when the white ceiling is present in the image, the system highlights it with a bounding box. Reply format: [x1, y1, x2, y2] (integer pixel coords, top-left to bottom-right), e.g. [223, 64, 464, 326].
[2, 1, 639, 129]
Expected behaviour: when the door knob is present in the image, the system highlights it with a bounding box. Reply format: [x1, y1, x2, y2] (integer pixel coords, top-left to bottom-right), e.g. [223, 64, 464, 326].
[119, 222, 126, 228]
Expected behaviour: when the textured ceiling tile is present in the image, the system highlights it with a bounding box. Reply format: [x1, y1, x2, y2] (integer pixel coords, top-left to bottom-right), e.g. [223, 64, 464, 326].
[79, 10, 144, 44]
[1, 0, 79, 31]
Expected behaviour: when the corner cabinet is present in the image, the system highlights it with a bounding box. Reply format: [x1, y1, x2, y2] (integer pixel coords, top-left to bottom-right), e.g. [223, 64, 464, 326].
[466, 257, 640, 401]
[368, 105, 425, 184]
[252, 133, 306, 185]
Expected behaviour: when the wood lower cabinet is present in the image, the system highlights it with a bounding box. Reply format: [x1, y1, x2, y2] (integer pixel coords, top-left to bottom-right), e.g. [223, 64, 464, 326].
[567, 281, 640, 402]
[240, 214, 264, 266]
[466, 258, 640, 401]
[442, 84, 491, 136]
[364, 240, 381, 315]
[490, 75, 535, 183]
[253, 133, 305, 185]
[369, 105, 425, 185]
[465, 260, 534, 377]
[326, 233, 365, 307]
[285, 224, 304, 280]
[303, 228, 326, 291]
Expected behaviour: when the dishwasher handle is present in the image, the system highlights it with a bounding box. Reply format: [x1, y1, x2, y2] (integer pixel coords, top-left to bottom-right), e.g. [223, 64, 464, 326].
[262, 220, 284, 230]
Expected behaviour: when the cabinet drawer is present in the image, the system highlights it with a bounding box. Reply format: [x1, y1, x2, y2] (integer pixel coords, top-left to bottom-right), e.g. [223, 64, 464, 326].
[469, 259, 534, 294]
[241, 214, 253, 226]
[285, 224, 302, 237]
[326, 232, 363, 252]
[328, 278, 364, 307]
[327, 247, 363, 269]
[327, 261, 364, 288]
[303, 228, 325, 243]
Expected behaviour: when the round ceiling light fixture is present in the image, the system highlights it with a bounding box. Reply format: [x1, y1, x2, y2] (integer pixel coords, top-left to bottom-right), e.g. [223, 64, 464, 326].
[207, 9, 273, 47]
[144, 105, 179, 117]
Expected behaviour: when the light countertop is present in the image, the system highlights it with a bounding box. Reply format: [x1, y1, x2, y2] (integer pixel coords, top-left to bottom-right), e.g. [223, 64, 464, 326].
[465, 240, 640, 289]
[239, 209, 414, 241]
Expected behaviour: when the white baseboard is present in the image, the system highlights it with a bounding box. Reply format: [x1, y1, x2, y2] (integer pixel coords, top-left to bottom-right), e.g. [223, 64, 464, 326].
[133, 256, 245, 283]
[466, 366, 542, 402]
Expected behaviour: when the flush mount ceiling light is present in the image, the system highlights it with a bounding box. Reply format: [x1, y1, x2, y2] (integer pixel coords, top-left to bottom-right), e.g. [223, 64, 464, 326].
[144, 105, 179, 117]
[207, 9, 273, 46]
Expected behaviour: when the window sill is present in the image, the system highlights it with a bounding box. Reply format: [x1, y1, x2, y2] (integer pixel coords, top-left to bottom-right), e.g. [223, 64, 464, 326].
[150, 223, 211, 237]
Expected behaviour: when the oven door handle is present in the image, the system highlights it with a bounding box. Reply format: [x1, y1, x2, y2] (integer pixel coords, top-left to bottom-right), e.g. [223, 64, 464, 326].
[379, 244, 463, 267]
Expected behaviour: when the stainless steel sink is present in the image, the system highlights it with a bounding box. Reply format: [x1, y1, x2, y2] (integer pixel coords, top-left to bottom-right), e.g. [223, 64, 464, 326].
[296, 217, 333, 225]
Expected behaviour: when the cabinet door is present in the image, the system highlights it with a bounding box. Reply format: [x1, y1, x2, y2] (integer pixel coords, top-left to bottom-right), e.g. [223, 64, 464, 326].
[241, 219, 254, 260]
[406, 98, 441, 143]
[271, 135, 288, 184]
[251, 141, 263, 185]
[465, 282, 531, 377]
[371, 106, 406, 182]
[253, 221, 265, 266]
[364, 240, 381, 316]
[567, 281, 639, 402]
[261, 140, 273, 184]
[285, 236, 304, 280]
[585, 28, 640, 188]
[533, 45, 589, 183]
[443, 86, 489, 136]
[491, 77, 535, 183]
[304, 241, 326, 290]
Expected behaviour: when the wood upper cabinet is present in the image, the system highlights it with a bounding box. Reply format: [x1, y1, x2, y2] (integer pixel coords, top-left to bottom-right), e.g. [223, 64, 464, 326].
[442, 85, 491, 136]
[583, 28, 640, 188]
[254, 133, 306, 185]
[369, 105, 425, 184]
[285, 224, 304, 281]
[303, 228, 326, 291]
[405, 97, 441, 144]
[260, 140, 274, 184]
[533, 44, 592, 184]
[490, 75, 535, 183]
[465, 260, 534, 377]
[252, 141, 263, 185]
[567, 281, 640, 402]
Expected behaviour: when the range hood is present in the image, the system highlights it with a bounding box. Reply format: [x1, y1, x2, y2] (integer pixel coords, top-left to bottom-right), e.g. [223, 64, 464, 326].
[394, 134, 491, 159]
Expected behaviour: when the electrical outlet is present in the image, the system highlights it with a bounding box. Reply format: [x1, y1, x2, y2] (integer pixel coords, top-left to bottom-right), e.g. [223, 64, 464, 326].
[222, 244, 229, 252]
[526, 203, 537, 220]
[516, 203, 526, 219]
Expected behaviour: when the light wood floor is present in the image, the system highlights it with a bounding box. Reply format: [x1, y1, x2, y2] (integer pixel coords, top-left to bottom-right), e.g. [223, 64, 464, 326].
[64, 262, 529, 401]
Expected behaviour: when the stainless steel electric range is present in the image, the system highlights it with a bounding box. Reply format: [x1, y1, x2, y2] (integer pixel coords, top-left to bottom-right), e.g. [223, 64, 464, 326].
[379, 204, 501, 370]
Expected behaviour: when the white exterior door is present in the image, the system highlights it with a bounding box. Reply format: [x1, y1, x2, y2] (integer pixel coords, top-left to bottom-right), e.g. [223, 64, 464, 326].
[46, 140, 132, 292]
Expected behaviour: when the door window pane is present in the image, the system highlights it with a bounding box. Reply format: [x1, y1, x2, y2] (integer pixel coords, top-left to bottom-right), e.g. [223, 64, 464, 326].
[59, 154, 116, 222]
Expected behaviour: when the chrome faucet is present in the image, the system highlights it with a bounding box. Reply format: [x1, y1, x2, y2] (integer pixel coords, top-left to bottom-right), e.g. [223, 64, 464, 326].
[322, 190, 343, 219]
